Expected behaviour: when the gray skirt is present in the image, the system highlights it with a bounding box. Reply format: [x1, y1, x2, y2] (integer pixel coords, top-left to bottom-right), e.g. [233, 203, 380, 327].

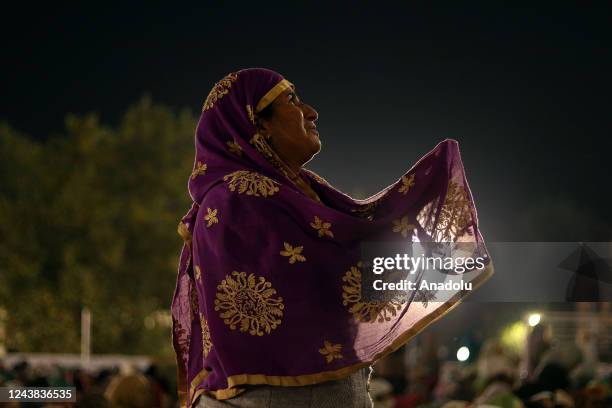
[195, 367, 373, 408]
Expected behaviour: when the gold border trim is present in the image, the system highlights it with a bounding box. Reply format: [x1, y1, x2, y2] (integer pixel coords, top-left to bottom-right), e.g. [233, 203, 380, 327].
[191, 370, 209, 391]
[189, 369, 212, 406]
[188, 263, 494, 403]
[177, 221, 192, 247]
[256, 79, 294, 112]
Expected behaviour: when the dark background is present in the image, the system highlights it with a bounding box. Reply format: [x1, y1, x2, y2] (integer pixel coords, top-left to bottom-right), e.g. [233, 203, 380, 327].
[3, 3, 611, 241]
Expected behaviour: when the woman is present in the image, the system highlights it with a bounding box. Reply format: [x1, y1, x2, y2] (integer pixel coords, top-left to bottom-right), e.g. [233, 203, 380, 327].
[172, 68, 493, 407]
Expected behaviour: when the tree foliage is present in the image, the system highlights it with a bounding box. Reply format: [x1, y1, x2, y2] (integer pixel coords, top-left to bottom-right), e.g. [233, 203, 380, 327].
[0, 98, 196, 355]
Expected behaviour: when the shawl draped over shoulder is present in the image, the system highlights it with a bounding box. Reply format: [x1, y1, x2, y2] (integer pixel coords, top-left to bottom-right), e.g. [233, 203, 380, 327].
[171, 68, 493, 407]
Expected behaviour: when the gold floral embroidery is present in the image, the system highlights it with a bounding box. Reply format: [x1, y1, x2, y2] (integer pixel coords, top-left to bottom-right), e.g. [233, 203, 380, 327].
[246, 105, 256, 125]
[177, 221, 192, 246]
[249, 133, 291, 179]
[173, 319, 190, 367]
[392, 215, 415, 238]
[195, 265, 202, 283]
[342, 266, 402, 323]
[214, 271, 284, 336]
[305, 170, 330, 186]
[280, 242, 306, 264]
[204, 208, 219, 227]
[223, 170, 279, 197]
[199, 312, 212, 358]
[351, 201, 378, 219]
[191, 161, 207, 180]
[250, 133, 269, 155]
[414, 288, 437, 308]
[310, 216, 334, 238]
[435, 181, 472, 241]
[319, 340, 343, 363]
[203, 72, 238, 111]
[227, 140, 242, 156]
[351, 187, 396, 220]
[398, 174, 415, 195]
[190, 284, 199, 321]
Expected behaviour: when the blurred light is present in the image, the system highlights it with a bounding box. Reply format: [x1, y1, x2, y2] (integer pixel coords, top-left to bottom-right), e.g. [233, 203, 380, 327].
[456, 346, 470, 362]
[528, 313, 541, 327]
[500, 321, 528, 354]
[144, 316, 155, 330]
[144, 310, 173, 330]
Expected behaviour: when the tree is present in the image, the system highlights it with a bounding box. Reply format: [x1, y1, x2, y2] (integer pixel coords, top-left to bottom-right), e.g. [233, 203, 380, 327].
[0, 97, 197, 355]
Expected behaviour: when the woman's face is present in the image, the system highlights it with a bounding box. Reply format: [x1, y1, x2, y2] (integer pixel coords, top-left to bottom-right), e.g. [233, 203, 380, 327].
[258, 87, 320, 171]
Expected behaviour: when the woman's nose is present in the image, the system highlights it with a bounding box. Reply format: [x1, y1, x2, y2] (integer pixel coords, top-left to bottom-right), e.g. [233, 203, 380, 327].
[302, 103, 318, 122]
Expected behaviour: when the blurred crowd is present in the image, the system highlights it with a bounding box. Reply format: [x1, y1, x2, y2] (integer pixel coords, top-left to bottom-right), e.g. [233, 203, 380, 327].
[0, 361, 176, 407]
[370, 326, 611, 408]
[1, 324, 610, 407]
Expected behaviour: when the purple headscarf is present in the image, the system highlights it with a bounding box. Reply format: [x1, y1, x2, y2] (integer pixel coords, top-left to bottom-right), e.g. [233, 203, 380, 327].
[171, 68, 493, 407]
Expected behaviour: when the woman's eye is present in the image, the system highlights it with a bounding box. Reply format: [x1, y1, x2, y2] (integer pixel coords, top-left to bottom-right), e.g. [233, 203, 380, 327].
[288, 94, 298, 104]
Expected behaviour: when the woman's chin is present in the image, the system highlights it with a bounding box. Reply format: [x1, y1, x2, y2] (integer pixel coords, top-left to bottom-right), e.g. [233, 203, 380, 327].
[311, 138, 322, 154]
[303, 143, 322, 165]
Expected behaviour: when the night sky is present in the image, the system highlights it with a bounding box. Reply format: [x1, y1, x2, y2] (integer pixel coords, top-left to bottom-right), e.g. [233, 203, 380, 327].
[3, 4, 611, 241]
